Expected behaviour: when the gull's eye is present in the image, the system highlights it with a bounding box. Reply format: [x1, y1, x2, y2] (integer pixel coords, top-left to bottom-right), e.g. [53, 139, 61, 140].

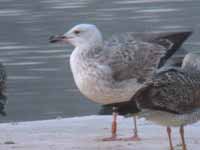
[74, 30, 80, 35]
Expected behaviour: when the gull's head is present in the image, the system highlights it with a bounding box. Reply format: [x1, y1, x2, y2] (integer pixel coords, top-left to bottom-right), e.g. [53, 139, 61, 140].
[49, 24, 103, 48]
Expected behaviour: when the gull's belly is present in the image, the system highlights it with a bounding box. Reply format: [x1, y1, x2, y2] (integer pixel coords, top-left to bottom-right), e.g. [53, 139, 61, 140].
[139, 110, 200, 127]
[70, 50, 142, 105]
[73, 73, 140, 105]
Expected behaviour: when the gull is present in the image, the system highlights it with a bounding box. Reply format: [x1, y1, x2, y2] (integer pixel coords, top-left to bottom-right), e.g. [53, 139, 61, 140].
[49, 23, 191, 141]
[0, 63, 7, 116]
[125, 53, 200, 150]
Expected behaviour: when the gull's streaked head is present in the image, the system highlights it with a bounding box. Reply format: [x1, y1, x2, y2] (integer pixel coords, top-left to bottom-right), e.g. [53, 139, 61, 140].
[49, 24, 103, 48]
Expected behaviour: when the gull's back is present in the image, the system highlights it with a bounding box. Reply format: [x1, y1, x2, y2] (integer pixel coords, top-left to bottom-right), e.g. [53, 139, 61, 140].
[102, 31, 192, 83]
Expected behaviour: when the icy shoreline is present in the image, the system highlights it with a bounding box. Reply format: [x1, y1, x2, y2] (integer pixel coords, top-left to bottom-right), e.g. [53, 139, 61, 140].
[0, 115, 199, 150]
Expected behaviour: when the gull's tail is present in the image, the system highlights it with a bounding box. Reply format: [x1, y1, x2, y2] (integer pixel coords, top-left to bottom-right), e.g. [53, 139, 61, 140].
[152, 31, 192, 50]
[154, 30, 192, 68]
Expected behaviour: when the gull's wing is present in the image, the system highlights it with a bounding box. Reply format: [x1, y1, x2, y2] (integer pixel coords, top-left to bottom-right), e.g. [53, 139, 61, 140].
[103, 31, 191, 83]
[125, 31, 192, 50]
[133, 68, 200, 114]
[164, 48, 188, 67]
[104, 39, 166, 83]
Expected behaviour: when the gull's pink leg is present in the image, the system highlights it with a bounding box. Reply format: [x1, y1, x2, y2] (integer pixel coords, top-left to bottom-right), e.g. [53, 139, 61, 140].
[180, 126, 187, 150]
[102, 107, 122, 141]
[122, 116, 141, 141]
[167, 127, 174, 150]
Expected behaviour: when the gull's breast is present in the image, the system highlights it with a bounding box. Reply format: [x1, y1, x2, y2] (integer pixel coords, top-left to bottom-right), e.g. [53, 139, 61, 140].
[73, 72, 140, 104]
[70, 51, 141, 104]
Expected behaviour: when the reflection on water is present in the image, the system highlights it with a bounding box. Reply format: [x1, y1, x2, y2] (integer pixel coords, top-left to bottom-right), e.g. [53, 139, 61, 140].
[0, 0, 200, 122]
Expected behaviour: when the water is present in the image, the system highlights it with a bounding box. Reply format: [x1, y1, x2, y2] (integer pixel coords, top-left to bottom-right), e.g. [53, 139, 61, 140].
[0, 0, 200, 123]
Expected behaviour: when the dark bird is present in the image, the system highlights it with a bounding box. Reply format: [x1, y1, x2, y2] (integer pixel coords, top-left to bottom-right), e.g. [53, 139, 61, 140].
[0, 63, 7, 116]
[112, 53, 200, 150]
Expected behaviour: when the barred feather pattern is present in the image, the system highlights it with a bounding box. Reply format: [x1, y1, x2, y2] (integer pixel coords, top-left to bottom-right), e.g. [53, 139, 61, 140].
[135, 68, 200, 114]
[104, 40, 166, 82]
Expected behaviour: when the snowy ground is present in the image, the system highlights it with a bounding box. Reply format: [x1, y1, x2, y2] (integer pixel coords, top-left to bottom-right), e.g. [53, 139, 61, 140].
[0, 116, 199, 150]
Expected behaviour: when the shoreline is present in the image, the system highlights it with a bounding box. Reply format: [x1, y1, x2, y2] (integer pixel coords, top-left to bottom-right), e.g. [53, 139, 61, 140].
[0, 115, 199, 150]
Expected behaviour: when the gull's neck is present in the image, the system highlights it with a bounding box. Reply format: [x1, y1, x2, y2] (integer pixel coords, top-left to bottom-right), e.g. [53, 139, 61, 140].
[73, 40, 103, 59]
[70, 40, 103, 81]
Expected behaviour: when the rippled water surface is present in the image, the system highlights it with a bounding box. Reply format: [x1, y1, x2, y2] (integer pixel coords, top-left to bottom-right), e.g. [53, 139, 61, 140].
[0, 0, 200, 122]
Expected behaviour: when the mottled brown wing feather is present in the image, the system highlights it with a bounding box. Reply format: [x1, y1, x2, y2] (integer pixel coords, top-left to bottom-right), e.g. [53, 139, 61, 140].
[134, 68, 200, 114]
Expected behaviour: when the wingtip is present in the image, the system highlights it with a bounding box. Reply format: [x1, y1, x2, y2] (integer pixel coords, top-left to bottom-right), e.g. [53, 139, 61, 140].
[180, 30, 193, 39]
[157, 29, 193, 69]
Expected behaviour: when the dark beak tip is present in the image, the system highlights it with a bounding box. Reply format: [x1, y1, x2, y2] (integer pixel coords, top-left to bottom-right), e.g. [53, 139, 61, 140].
[49, 35, 57, 43]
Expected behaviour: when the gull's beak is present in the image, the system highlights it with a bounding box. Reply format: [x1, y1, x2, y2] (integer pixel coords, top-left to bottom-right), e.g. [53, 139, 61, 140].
[49, 35, 69, 43]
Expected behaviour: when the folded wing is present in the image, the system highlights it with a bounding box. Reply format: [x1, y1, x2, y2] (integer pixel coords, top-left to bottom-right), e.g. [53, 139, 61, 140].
[104, 31, 192, 83]
[134, 68, 200, 114]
